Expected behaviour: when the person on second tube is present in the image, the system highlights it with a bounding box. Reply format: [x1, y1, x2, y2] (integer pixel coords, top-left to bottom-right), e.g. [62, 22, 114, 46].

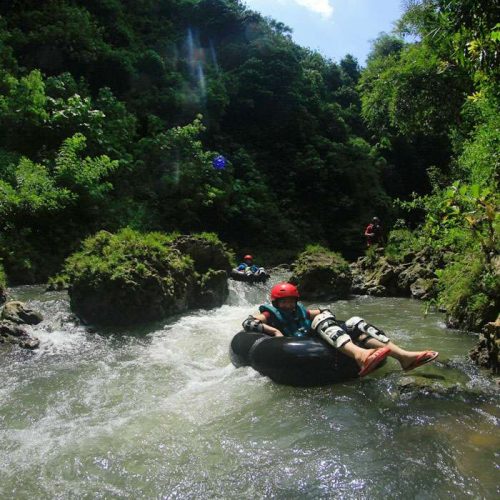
[243, 282, 438, 377]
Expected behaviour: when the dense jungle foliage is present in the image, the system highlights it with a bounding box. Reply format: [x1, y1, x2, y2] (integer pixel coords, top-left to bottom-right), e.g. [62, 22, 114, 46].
[0, 0, 498, 329]
[0, 0, 392, 284]
[359, 0, 499, 329]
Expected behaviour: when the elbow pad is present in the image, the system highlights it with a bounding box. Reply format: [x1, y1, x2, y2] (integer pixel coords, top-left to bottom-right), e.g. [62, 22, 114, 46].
[242, 315, 264, 333]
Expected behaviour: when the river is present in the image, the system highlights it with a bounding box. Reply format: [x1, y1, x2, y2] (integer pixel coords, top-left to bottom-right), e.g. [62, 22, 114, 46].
[1, 279, 498, 498]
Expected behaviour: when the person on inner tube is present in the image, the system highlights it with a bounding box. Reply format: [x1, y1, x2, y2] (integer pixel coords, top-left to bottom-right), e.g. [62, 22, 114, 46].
[242, 282, 439, 377]
[235, 254, 264, 276]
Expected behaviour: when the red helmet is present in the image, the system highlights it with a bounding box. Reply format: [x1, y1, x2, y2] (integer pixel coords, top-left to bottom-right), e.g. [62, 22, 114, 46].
[243, 254, 253, 260]
[270, 282, 299, 301]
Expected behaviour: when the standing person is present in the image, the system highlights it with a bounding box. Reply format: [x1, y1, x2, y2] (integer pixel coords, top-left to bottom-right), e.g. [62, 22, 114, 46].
[364, 217, 383, 247]
[242, 282, 439, 377]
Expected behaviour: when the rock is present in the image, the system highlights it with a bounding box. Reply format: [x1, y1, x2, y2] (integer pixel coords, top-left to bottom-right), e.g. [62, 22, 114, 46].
[0, 320, 28, 337]
[192, 269, 228, 309]
[172, 234, 232, 274]
[396, 375, 484, 399]
[350, 247, 441, 299]
[351, 257, 403, 296]
[0, 320, 40, 349]
[172, 234, 232, 308]
[19, 337, 40, 349]
[398, 262, 436, 295]
[64, 229, 232, 326]
[410, 278, 437, 300]
[469, 318, 500, 375]
[1, 301, 43, 325]
[291, 246, 352, 300]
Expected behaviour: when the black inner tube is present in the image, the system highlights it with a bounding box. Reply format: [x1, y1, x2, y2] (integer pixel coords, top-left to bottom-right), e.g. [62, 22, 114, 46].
[230, 331, 382, 387]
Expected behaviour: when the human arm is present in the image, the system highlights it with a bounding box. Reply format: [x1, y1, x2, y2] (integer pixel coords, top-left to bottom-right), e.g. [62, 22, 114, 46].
[308, 309, 321, 319]
[242, 312, 284, 337]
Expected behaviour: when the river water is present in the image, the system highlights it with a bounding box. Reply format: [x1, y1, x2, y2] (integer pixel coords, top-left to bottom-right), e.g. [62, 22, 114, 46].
[1, 279, 498, 498]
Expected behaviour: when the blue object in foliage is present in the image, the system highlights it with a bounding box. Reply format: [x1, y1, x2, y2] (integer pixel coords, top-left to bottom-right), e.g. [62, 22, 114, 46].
[212, 155, 227, 170]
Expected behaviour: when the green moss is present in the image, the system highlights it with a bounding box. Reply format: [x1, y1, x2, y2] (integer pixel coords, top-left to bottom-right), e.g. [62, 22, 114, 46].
[292, 244, 352, 300]
[46, 273, 69, 290]
[59, 228, 233, 325]
[384, 228, 422, 263]
[0, 261, 6, 289]
[294, 244, 350, 274]
[64, 228, 193, 286]
[60, 228, 196, 324]
[437, 252, 499, 331]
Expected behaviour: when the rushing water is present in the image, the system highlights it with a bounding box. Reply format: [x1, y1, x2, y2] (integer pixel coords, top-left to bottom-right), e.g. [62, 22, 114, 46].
[1, 279, 498, 498]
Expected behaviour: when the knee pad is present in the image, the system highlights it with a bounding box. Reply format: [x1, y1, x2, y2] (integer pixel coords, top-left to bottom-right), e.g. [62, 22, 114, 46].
[312, 311, 350, 349]
[344, 316, 389, 344]
[311, 310, 336, 331]
[319, 326, 351, 349]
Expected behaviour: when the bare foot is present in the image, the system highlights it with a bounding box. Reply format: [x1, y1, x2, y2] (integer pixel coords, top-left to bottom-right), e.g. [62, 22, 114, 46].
[358, 347, 391, 377]
[355, 348, 377, 369]
[400, 351, 439, 371]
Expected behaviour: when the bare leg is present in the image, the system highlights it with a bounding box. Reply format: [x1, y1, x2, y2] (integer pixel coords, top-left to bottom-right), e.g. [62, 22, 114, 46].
[361, 337, 438, 370]
[339, 341, 384, 369]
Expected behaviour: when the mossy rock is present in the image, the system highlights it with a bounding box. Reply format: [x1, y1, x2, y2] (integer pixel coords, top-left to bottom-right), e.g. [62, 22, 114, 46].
[172, 233, 232, 309]
[290, 245, 352, 300]
[61, 229, 230, 326]
[172, 233, 233, 274]
[0, 263, 6, 305]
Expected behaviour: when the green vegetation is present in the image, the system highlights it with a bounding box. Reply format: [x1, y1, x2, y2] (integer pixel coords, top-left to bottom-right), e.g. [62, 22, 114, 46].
[60, 228, 232, 325]
[292, 245, 352, 300]
[293, 244, 350, 275]
[0, 261, 6, 289]
[359, 0, 499, 329]
[0, 0, 498, 329]
[0, 0, 390, 284]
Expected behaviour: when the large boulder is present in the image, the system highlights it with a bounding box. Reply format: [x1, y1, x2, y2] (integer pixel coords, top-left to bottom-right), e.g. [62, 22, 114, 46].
[61, 229, 232, 326]
[350, 248, 440, 298]
[172, 233, 233, 309]
[0, 300, 42, 349]
[351, 257, 404, 296]
[290, 246, 352, 300]
[172, 234, 233, 275]
[469, 317, 500, 376]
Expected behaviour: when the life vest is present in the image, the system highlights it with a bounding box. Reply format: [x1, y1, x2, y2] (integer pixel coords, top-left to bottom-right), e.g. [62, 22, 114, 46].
[237, 263, 259, 272]
[259, 302, 312, 337]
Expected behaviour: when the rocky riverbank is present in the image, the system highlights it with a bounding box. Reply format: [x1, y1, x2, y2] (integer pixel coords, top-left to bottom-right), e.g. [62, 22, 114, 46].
[292, 245, 498, 378]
